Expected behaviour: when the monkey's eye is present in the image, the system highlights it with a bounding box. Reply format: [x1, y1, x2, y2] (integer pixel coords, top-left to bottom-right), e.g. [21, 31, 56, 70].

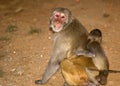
[55, 14, 59, 18]
[61, 13, 66, 19]
[61, 16, 65, 18]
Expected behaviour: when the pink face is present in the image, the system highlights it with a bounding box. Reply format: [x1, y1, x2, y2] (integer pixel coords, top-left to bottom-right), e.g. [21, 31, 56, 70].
[52, 11, 67, 31]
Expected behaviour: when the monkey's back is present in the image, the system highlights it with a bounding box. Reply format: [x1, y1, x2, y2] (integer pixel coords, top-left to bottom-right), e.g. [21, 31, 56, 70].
[61, 55, 97, 86]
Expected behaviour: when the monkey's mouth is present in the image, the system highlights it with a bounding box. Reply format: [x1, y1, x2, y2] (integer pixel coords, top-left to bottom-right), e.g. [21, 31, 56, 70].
[53, 19, 64, 32]
[54, 22, 62, 30]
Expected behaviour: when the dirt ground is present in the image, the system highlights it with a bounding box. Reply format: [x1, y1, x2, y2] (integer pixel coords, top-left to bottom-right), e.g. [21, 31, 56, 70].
[0, 0, 120, 86]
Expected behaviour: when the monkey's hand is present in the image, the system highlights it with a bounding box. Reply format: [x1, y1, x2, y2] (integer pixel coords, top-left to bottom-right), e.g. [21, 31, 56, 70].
[76, 50, 95, 57]
[76, 50, 86, 56]
[35, 80, 43, 85]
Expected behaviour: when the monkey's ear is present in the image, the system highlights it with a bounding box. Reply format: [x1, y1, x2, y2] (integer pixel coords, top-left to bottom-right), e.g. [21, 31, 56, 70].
[68, 16, 74, 24]
[71, 16, 74, 21]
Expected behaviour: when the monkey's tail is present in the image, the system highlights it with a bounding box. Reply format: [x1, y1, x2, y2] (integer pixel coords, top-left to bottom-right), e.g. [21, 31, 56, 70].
[108, 70, 120, 73]
[89, 68, 120, 73]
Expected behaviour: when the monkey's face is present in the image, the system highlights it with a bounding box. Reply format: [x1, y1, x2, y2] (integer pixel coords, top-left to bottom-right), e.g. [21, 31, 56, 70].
[50, 8, 72, 32]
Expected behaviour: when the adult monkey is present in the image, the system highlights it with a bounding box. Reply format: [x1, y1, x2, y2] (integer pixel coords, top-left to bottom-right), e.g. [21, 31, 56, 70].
[35, 7, 88, 85]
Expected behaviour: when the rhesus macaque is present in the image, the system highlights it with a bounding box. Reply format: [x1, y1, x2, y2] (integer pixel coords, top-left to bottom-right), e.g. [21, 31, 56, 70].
[76, 29, 109, 85]
[35, 7, 88, 85]
[61, 55, 99, 86]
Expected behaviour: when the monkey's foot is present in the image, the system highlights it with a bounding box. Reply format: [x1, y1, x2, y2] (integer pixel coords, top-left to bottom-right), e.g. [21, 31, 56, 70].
[96, 70, 108, 85]
[99, 77, 107, 85]
[35, 80, 43, 84]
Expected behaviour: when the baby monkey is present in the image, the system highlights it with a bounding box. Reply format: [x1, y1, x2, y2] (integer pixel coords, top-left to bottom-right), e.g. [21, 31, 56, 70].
[76, 29, 109, 85]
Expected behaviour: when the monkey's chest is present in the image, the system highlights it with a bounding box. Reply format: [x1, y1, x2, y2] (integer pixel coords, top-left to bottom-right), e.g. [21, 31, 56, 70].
[54, 34, 82, 57]
[57, 39, 75, 56]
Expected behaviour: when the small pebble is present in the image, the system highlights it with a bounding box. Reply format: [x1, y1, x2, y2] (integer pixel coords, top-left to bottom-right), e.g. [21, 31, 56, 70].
[48, 36, 51, 40]
[40, 55, 43, 58]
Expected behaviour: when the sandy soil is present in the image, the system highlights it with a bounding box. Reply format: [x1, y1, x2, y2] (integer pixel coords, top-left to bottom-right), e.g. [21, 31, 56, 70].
[0, 0, 120, 86]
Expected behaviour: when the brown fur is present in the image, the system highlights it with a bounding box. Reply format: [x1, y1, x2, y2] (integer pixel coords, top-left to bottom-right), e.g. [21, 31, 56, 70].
[61, 55, 99, 86]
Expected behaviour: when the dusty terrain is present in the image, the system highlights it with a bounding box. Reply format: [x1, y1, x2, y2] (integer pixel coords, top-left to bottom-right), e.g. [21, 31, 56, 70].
[0, 0, 120, 86]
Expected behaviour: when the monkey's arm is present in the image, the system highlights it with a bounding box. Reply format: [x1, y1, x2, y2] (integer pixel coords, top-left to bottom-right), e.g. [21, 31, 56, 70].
[76, 50, 95, 58]
[35, 57, 60, 84]
[35, 47, 66, 85]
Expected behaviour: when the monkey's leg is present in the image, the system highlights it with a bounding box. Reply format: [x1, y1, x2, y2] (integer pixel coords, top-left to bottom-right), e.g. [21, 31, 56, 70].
[35, 60, 60, 84]
[35, 49, 66, 85]
[85, 68, 99, 86]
